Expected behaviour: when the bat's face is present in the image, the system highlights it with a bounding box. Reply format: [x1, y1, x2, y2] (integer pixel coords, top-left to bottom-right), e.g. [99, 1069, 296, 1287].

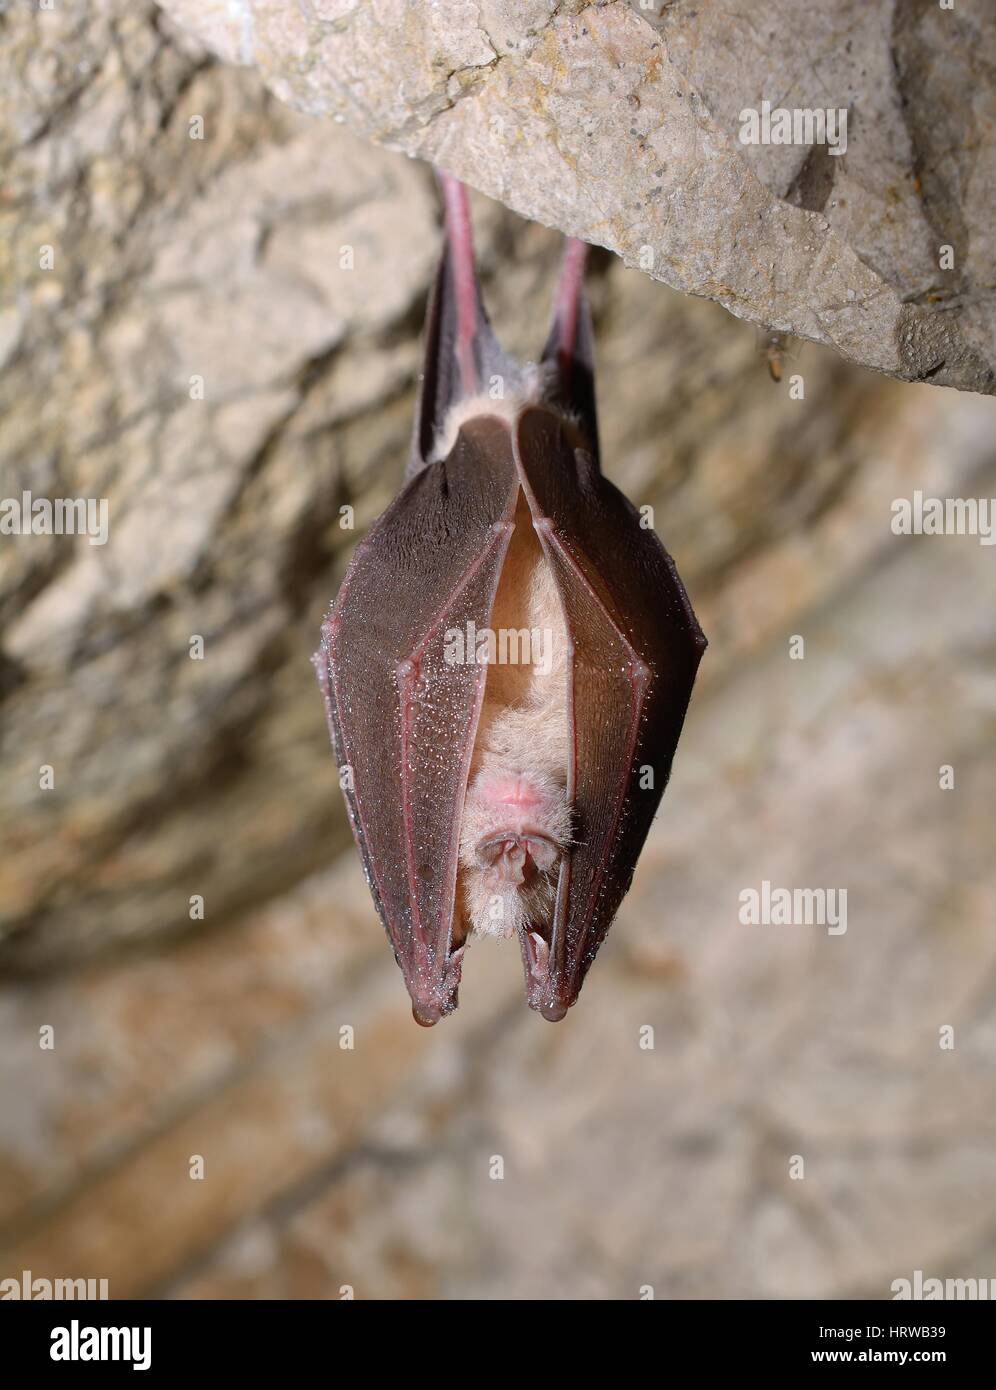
[315, 177, 706, 1025]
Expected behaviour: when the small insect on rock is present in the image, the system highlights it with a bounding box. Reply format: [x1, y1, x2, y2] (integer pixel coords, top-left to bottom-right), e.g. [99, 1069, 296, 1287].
[314, 173, 706, 1025]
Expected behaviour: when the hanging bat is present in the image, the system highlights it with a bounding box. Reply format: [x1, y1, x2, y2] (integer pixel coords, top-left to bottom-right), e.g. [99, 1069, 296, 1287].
[314, 173, 706, 1026]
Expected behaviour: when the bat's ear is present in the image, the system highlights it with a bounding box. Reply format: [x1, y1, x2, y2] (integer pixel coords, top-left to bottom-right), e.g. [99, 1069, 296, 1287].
[409, 172, 518, 475]
[539, 237, 600, 463]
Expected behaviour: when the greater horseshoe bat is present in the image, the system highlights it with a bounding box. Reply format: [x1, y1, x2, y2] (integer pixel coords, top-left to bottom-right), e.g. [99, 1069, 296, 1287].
[315, 173, 706, 1025]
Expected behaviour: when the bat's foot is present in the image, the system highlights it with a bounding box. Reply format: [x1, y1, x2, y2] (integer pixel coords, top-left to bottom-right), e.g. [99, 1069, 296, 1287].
[520, 928, 567, 1021]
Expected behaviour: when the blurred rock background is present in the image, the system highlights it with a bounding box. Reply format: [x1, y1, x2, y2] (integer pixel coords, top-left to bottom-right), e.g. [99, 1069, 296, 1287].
[0, 0, 994, 1299]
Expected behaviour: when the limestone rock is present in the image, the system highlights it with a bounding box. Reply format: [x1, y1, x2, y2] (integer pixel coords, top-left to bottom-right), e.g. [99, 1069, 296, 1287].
[154, 0, 996, 394]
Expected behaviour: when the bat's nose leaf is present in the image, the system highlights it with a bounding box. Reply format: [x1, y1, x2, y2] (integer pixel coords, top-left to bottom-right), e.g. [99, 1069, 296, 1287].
[540, 1002, 568, 1023]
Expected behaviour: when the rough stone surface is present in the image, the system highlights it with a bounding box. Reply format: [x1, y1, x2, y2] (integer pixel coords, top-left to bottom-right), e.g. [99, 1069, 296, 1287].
[154, 0, 996, 394]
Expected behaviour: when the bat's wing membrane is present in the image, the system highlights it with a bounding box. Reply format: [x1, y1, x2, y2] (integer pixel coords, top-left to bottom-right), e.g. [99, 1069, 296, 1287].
[317, 418, 520, 1023]
[515, 406, 706, 1018]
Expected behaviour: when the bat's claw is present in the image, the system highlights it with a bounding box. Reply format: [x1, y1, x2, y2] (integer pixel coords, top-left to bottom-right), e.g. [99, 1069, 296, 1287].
[520, 928, 569, 1023]
[525, 929, 549, 979]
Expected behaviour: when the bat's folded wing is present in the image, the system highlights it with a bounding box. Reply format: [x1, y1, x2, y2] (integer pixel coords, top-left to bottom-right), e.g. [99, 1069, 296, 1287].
[317, 417, 520, 1024]
[515, 407, 707, 1019]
